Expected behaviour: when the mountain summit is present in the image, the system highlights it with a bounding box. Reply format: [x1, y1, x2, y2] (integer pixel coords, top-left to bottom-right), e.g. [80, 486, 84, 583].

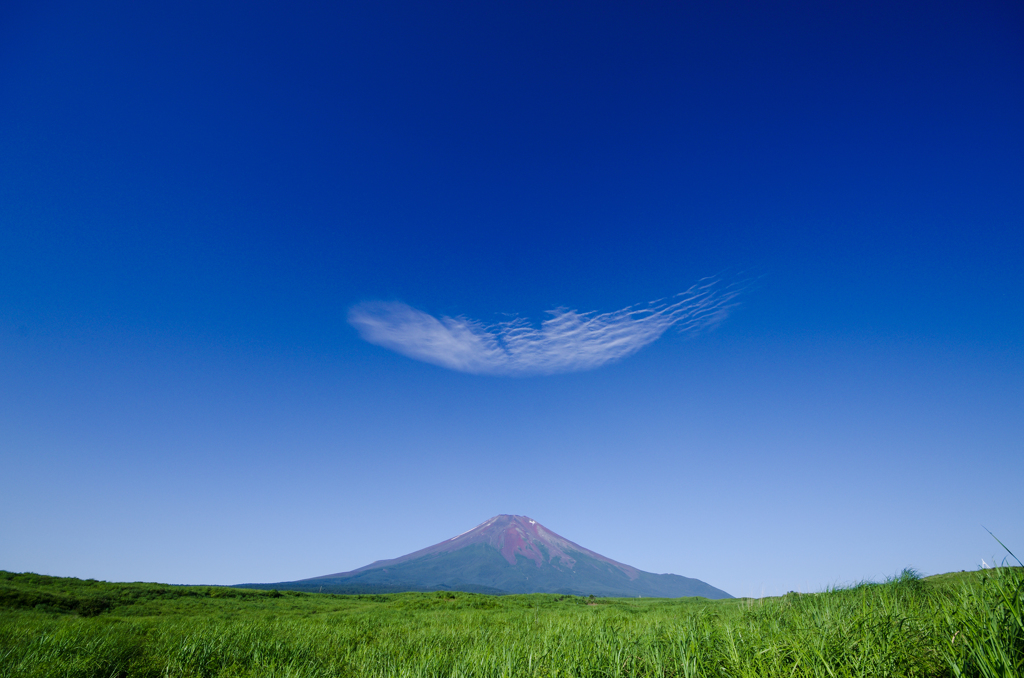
[240, 515, 732, 598]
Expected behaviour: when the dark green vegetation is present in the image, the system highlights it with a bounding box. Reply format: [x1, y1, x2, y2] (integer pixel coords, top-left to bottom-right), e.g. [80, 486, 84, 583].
[241, 543, 731, 599]
[1, 567, 1021, 677]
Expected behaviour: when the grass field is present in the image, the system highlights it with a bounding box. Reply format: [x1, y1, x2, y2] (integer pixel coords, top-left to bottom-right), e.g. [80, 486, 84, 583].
[1, 566, 1021, 677]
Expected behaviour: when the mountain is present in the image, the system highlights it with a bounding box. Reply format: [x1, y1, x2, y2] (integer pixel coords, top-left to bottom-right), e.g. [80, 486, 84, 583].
[238, 515, 732, 599]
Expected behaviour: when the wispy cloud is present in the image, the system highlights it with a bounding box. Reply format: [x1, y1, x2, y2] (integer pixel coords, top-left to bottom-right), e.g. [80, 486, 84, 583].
[348, 278, 741, 376]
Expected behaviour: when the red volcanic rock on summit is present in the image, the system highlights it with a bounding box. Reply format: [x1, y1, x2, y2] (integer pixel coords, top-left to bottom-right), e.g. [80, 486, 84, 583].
[283, 514, 732, 599]
[319, 514, 640, 580]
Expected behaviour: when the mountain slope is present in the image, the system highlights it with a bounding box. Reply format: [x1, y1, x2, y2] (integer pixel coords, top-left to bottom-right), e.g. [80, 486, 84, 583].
[239, 515, 732, 599]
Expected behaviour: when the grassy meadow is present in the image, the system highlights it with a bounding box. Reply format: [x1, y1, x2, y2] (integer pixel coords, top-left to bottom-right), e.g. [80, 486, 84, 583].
[1, 566, 1021, 677]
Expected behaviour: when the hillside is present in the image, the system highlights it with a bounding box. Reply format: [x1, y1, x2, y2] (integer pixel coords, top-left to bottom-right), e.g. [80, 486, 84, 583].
[2, 567, 1021, 677]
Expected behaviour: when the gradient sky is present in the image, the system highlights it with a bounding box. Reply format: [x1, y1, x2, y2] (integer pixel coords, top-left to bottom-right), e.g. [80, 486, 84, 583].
[2, 0, 1022, 598]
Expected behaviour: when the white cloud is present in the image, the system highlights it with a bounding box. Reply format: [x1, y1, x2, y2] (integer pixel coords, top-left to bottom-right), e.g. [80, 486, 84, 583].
[348, 278, 740, 376]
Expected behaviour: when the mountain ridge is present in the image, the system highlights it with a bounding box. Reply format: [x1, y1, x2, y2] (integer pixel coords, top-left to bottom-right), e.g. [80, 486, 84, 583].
[313, 515, 641, 581]
[238, 515, 732, 599]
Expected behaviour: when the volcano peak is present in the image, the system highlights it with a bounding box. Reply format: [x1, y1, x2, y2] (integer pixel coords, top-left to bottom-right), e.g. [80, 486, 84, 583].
[241, 515, 731, 599]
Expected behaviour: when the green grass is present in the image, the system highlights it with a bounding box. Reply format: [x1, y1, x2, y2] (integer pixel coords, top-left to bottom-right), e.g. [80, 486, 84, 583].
[1, 566, 1021, 677]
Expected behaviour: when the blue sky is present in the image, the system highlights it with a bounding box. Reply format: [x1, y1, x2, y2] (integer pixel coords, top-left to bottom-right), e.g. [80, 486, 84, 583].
[1, 0, 1022, 597]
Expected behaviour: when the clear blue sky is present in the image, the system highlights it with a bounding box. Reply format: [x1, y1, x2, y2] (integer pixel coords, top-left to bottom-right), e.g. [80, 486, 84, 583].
[1, 0, 1021, 597]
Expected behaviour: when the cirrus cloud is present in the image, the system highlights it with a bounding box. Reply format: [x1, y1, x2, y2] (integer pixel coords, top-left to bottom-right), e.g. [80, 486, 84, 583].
[348, 278, 741, 376]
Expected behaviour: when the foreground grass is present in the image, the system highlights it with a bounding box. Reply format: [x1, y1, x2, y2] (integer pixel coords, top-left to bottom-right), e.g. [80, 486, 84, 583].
[1, 567, 1021, 677]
